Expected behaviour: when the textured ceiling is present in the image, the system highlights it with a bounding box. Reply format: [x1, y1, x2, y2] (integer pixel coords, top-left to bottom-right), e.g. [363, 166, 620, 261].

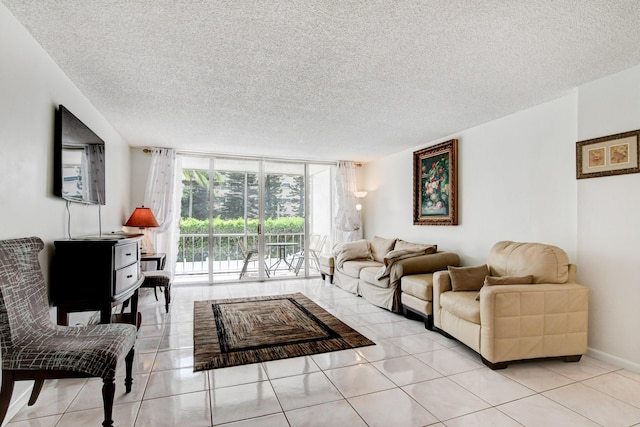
[4, 1, 640, 162]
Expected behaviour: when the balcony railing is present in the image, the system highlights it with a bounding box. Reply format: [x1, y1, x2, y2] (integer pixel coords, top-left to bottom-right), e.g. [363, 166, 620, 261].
[176, 232, 305, 277]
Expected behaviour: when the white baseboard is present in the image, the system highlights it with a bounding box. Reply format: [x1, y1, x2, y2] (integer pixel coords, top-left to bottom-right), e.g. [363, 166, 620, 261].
[588, 347, 640, 373]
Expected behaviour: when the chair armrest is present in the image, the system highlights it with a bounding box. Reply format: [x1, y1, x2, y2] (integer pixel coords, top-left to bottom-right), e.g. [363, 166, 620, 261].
[479, 282, 589, 364]
[432, 270, 452, 328]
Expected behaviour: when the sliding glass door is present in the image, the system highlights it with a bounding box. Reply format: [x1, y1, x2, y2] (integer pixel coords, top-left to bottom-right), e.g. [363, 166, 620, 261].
[175, 155, 332, 284]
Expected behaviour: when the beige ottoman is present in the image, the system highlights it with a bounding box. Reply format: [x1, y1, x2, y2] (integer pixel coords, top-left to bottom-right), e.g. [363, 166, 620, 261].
[400, 273, 434, 330]
[318, 255, 334, 284]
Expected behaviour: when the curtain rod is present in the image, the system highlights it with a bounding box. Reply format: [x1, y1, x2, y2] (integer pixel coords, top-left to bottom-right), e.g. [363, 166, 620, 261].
[141, 147, 362, 167]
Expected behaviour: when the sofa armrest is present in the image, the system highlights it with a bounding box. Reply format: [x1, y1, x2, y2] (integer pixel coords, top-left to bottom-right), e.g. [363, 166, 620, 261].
[394, 251, 460, 276]
[432, 270, 452, 328]
[479, 282, 589, 364]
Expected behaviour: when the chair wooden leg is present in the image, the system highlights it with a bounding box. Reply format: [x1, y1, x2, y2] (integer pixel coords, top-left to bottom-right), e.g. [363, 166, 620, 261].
[124, 347, 134, 393]
[28, 378, 45, 405]
[164, 283, 171, 313]
[101, 377, 115, 427]
[0, 370, 15, 426]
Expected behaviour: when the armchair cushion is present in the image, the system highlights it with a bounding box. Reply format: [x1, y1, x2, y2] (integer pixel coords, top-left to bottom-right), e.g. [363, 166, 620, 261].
[448, 264, 489, 292]
[440, 291, 480, 324]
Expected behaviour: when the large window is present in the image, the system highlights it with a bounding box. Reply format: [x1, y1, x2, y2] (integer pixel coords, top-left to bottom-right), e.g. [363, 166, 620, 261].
[175, 155, 332, 284]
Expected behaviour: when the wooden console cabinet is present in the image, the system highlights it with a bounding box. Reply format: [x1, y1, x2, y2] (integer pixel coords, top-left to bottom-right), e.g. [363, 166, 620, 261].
[52, 234, 144, 326]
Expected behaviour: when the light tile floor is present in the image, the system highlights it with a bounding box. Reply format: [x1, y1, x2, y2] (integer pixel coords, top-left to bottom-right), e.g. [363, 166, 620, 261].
[6, 278, 640, 426]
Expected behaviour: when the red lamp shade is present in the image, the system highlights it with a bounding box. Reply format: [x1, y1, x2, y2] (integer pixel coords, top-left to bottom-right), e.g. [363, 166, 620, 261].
[125, 206, 159, 228]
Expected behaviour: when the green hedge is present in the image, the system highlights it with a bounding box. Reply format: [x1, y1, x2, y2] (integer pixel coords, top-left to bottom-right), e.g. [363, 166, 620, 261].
[178, 216, 305, 262]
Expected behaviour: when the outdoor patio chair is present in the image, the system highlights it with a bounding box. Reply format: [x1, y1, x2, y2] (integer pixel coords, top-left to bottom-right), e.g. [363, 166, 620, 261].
[0, 237, 137, 427]
[294, 235, 327, 275]
[237, 238, 270, 279]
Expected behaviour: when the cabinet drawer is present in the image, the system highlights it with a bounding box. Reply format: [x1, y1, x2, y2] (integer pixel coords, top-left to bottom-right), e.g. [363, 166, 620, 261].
[115, 263, 139, 295]
[115, 243, 138, 269]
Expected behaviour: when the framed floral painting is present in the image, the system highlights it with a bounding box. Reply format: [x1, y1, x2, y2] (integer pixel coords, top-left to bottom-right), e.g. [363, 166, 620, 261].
[576, 129, 640, 179]
[413, 139, 458, 225]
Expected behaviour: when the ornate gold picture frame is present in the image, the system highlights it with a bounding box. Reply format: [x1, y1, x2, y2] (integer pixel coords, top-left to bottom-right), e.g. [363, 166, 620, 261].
[413, 139, 458, 225]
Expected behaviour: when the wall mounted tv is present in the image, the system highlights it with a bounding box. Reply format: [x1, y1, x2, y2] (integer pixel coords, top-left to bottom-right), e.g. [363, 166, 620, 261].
[54, 105, 106, 205]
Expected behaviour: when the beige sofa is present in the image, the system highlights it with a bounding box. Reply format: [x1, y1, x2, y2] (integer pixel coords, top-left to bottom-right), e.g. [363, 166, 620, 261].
[332, 236, 459, 312]
[433, 241, 589, 369]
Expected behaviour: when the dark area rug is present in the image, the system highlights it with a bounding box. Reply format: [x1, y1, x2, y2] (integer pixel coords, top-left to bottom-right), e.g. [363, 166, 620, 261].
[193, 292, 375, 371]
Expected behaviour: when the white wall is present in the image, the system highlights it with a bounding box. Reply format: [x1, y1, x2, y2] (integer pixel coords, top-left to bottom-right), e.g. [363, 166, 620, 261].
[363, 65, 640, 371]
[576, 65, 640, 371]
[0, 4, 133, 420]
[0, 3, 133, 246]
[363, 93, 579, 266]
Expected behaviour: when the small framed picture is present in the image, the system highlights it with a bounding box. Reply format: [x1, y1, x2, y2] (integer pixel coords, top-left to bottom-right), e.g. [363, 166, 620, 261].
[576, 129, 640, 179]
[413, 139, 458, 225]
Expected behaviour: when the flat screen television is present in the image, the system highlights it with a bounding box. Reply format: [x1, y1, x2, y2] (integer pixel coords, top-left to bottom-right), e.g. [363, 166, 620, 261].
[54, 105, 106, 205]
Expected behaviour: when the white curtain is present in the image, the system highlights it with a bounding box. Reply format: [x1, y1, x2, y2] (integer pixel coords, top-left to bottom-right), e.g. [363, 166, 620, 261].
[333, 160, 362, 245]
[143, 148, 182, 274]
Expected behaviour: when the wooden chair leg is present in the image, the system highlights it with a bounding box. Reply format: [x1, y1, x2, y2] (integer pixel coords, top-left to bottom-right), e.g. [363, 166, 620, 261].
[0, 370, 15, 426]
[28, 378, 45, 405]
[164, 284, 171, 313]
[124, 347, 134, 393]
[101, 377, 115, 427]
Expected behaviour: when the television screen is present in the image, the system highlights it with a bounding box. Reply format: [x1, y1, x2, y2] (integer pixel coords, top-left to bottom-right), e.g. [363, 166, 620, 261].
[54, 105, 106, 205]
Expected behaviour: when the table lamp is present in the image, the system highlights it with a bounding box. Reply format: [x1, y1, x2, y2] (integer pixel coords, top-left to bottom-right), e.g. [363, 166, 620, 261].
[125, 206, 159, 253]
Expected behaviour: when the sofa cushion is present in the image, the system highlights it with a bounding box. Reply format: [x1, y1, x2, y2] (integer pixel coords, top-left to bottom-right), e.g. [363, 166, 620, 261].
[360, 266, 391, 288]
[448, 264, 489, 292]
[440, 291, 480, 324]
[394, 240, 437, 254]
[488, 241, 570, 284]
[335, 239, 373, 268]
[340, 260, 382, 278]
[370, 236, 397, 263]
[401, 273, 434, 301]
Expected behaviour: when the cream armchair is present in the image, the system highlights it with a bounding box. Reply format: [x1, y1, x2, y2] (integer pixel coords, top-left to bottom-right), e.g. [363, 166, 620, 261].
[433, 241, 589, 369]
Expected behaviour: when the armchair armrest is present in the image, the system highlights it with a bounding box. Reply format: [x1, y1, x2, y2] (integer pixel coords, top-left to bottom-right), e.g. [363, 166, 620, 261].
[479, 282, 589, 364]
[432, 270, 452, 328]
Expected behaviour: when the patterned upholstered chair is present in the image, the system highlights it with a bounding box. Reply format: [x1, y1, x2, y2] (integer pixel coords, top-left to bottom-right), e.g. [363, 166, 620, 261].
[0, 237, 137, 427]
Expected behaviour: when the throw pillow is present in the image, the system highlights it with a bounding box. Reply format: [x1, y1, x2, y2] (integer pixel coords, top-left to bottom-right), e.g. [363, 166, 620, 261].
[370, 236, 397, 263]
[335, 239, 373, 267]
[484, 275, 534, 286]
[394, 240, 437, 254]
[448, 264, 489, 292]
[475, 275, 535, 300]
